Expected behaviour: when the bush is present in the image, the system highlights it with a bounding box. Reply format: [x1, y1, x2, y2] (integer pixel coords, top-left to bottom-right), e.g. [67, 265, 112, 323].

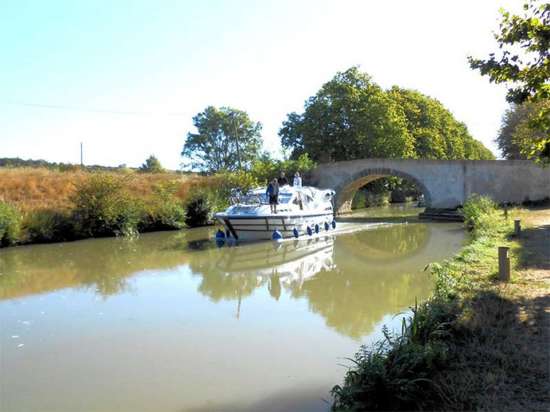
[184, 191, 212, 227]
[141, 181, 186, 231]
[365, 191, 390, 207]
[71, 174, 141, 237]
[0, 201, 22, 246]
[351, 190, 367, 209]
[331, 298, 459, 411]
[184, 171, 259, 227]
[461, 194, 499, 236]
[22, 209, 74, 243]
[250, 153, 315, 185]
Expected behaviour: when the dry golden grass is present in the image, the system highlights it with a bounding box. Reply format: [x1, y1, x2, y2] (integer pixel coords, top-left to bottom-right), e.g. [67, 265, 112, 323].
[0, 168, 200, 212]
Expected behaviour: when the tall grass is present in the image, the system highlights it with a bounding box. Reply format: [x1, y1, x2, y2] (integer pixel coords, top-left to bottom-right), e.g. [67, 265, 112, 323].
[0, 168, 198, 246]
[0, 168, 193, 212]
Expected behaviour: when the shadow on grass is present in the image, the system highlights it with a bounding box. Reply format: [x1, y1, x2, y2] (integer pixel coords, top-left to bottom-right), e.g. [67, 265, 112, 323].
[514, 223, 550, 271]
[434, 289, 550, 412]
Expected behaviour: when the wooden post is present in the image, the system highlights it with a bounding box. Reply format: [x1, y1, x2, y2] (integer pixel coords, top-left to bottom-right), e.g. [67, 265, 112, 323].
[514, 219, 521, 237]
[498, 246, 510, 282]
[503, 205, 508, 219]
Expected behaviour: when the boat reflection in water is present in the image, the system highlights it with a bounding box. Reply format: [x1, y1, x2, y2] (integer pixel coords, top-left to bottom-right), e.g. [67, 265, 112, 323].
[220, 237, 334, 289]
[186, 222, 462, 338]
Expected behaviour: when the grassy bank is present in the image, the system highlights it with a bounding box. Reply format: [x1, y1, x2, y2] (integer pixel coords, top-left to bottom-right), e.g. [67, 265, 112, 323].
[0, 168, 234, 246]
[331, 197, 550, 411]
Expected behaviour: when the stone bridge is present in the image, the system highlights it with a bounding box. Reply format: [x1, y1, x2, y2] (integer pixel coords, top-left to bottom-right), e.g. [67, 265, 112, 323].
[309, 159, 550, 214]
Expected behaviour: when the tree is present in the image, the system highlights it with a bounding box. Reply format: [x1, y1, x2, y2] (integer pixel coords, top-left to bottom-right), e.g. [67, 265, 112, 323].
[468, 1, 550, 162]
[139, 155, 164, 173]
[182, 106, 262, 172]
[279, 67, 415, 162]
[501, 99, 550, 160]
[387, 87, 494, 160]
[280, 67, 494, 162]
[497, 102, 536, 159]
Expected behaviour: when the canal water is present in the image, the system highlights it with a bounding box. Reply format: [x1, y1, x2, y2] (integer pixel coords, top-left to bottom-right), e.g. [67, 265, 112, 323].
[0, 211, 464, 412]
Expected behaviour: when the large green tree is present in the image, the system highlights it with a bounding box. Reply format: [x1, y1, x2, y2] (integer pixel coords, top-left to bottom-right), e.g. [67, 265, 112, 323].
[280, 67, 494, 162]
[182, 106, 262, 172]
[468, 0, 549, 162]
[498, 99, 550, 160]
[388, 87, 494, 160]
[280, 67, 415, 162]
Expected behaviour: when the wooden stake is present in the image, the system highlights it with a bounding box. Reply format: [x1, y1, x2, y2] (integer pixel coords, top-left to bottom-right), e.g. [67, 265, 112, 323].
[514, 219, 521, 237]
[498, 246, 510, 282]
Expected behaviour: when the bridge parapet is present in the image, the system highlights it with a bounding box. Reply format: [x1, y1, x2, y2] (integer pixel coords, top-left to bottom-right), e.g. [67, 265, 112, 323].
[310, 159, 550, 214]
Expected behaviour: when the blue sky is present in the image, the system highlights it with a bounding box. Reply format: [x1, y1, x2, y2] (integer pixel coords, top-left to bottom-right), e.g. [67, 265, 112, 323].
[1, 0, 518, 169]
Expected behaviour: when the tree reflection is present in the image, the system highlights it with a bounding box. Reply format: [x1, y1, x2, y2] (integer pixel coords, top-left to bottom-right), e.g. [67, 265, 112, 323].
[0, 222, 462, 341]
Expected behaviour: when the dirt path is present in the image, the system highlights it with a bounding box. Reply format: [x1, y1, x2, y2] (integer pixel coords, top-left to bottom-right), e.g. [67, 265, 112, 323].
[509, 208, 550, 411]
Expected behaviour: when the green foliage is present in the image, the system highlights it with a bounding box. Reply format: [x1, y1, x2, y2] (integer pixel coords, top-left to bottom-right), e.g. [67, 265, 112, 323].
[507, 100, 550, 162]
[469, 1, 549, 163]
[250, 153, 316, 185]
[23, 209, 74, 243]
[388, 87, 495, 160]
[280, 67, 415, 162]
[331, 298, 458, 411]
[139, 155, 164, 173]
[0, 201, 22, 246]
[141, 181, 186, 230]
[461, 195, 500, 236]
[71, 174, 142, 237]
[184, 171, 260, 227]
[279, 67, 494, 162]
[182, 106, 262, 172]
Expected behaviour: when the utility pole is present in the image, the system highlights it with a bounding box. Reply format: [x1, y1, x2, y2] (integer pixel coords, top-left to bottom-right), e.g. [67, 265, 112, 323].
[80, 142, 84, 167]
[232, 113, 242, 171]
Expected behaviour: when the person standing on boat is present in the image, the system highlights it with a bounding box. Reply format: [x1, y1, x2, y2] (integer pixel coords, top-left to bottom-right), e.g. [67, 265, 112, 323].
[277, 171, 289, 186]
[293, 172, 302, 187]
[266, 178, 279, 213]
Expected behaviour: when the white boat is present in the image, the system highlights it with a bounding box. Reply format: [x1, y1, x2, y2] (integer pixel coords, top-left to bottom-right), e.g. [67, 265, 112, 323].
[214, 185, 336, 241]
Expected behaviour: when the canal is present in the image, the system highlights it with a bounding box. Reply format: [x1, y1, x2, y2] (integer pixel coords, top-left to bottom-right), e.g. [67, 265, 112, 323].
[0, 210, 464, 412]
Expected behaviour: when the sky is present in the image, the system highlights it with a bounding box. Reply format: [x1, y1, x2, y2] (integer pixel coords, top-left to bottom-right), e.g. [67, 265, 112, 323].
[1, 0, 521, 169]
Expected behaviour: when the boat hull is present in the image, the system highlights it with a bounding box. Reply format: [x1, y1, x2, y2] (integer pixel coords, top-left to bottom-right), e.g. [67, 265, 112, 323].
[215, 212, 335, 241]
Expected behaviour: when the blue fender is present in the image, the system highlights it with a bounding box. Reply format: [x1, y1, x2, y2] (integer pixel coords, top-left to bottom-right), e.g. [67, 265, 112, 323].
[272, 230, 283, 240]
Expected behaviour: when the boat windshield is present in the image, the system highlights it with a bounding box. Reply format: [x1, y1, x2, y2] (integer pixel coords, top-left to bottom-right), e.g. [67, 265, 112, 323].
[237, 192, 293, 205]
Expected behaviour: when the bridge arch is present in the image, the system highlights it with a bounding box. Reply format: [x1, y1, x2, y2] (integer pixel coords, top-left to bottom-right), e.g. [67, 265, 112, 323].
[334, 167, 432, 214]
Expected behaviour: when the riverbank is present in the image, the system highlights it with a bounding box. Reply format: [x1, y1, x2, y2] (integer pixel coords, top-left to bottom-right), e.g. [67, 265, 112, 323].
[331, 199, 550, 411]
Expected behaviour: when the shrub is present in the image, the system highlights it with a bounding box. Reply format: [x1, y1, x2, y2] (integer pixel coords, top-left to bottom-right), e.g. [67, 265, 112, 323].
[184, 171, 259, 227]
[141, 181, 186, 231]
[351, 191, 367, 209]
[365, 192, 390, 207]
[331, 298, 459, 411]
[22, 209, 74, 243]
[461, 194, 499, 236]
[0, 201, 22, 246]
[71, 174, 141, 237]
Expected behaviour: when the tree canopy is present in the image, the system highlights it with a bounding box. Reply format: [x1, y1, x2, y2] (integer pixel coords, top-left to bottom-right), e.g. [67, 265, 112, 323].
[182, 106, 262, 172]
[468, 1, 549, 162]
[279, 67, 494, 162]
[388, 87, 495, 160]
[498, 100, 550, 160]
[139, 155, 164, 173]
[280, 67, 415, 162]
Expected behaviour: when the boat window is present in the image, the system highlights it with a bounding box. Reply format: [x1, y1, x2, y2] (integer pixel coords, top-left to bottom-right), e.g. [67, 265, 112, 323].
[239, 193, 267, 205]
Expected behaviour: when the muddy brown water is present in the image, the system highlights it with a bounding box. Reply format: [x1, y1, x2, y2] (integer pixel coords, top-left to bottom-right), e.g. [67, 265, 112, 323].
[0, 208, 464, 412]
